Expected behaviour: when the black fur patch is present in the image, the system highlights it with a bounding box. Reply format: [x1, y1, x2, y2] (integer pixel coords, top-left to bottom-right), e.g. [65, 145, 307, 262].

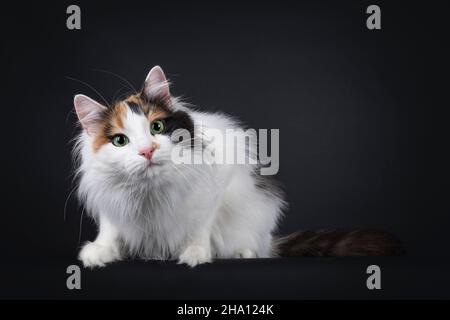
[127, 101, 143, 114]
[121, 93, 197, 147]
[276, 229, 405, 257]
[161, 110, 196, 149]
[163, 111, 194, 136]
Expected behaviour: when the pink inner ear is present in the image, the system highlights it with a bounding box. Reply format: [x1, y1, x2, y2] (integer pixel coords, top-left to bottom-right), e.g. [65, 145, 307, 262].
[144, 66, 171, 102]
[74, 94, 106, 135]
[145, 65, 166, 84]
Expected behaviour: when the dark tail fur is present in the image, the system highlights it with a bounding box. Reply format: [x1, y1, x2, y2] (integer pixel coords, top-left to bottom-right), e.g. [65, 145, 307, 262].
[274, 229, 405, 257]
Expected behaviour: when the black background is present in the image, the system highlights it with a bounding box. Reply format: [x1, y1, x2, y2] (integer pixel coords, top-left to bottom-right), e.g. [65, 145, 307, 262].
[1, 0, 449, 299]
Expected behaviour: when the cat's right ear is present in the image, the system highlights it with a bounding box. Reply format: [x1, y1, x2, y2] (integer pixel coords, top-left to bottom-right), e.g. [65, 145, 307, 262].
[73, 94, 107, 135]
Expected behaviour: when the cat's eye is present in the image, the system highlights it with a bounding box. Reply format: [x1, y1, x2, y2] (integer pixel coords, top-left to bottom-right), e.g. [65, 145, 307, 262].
[150, 119, 166, 135]
[111, 134, 129, 147]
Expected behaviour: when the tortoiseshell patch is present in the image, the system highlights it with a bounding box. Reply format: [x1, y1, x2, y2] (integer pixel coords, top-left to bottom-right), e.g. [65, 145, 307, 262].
[92, 101, 127, 152]
[91, 93, 193, 153]
[125, 94, 170, 121]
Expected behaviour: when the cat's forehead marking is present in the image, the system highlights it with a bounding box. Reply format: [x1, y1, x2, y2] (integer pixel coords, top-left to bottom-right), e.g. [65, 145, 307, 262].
[113, 102, 127, 129]
[124, 94, 170, 122]
[126, 94, 142, 105]
[125, 95, 145, 113]
[126, 101, 142, 114]
[91, 95, 171, 153]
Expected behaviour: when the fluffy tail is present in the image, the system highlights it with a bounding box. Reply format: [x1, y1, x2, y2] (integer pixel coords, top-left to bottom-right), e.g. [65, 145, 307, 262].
[274, 229, 405, 257]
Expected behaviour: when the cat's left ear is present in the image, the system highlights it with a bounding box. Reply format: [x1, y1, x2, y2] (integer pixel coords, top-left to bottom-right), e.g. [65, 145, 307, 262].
[142, 66, 171, 104]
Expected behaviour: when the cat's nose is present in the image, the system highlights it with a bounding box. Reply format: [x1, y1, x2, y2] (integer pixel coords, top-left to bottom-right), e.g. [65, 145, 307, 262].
[139, 143, 160, 161]
[139, 147, 154, 161]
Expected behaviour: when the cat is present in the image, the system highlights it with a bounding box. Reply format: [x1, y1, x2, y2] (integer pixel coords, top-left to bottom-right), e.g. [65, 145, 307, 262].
[72, 66, 404, 268]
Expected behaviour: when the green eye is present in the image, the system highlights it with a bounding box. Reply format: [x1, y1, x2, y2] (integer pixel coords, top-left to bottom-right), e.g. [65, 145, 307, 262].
[150, 119, 166, 135]
[111, 134, 129, 147]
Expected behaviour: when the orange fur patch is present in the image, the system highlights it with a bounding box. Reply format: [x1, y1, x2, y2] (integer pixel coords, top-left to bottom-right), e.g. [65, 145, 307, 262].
[92, 102, 127, 152]
[125, 95, 142, 105]
[92, 132, 109, 153]
[149, 107, 169, 122]
[112, 102, 127, 130]
[91, 95, 171, 153]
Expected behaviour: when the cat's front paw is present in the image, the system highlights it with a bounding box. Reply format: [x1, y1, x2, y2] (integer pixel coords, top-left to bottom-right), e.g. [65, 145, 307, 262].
[78, 241, 121, 268]
[234, 248, 256, 259]
[178, 245, 211, 267]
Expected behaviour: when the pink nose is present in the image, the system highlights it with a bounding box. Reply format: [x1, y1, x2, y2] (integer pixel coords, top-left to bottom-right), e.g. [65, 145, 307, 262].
[139, 147, 154, 161]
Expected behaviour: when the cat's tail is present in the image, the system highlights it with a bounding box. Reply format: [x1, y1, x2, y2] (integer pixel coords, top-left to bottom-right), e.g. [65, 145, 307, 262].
[273, 229, 405, 257]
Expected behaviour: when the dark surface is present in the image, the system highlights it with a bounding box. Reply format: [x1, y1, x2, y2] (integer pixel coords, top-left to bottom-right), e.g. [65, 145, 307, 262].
[1, 0, 449, 299]
[1, 257, 449, 299]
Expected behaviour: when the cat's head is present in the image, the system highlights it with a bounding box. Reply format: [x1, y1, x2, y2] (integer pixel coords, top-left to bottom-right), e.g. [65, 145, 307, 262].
[74, 66, 194, 181]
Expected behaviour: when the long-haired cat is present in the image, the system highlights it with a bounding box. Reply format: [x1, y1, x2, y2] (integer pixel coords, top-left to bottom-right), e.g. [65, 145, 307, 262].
[73, 66, 404, 268]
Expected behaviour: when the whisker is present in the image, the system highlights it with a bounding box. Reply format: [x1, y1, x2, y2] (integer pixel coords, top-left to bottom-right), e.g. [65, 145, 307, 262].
[65, 76, 111, 108]
[78, 207, 85, 245]
[64, 186, 77, 222]
[92, 68, 138, 94]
